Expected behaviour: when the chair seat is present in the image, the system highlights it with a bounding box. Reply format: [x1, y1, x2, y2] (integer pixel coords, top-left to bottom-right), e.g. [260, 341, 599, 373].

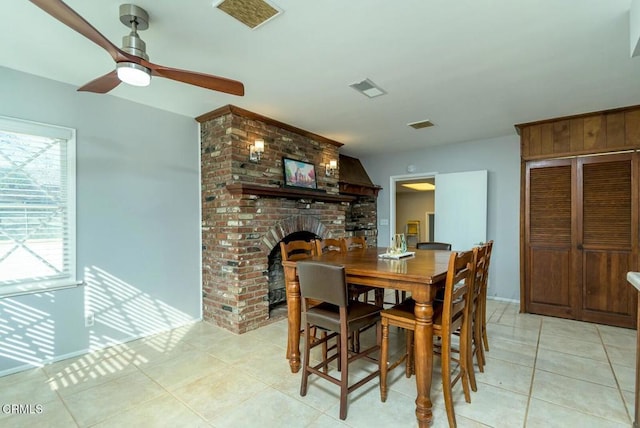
[381, 299, 451, 335]
[306, 301, 382, 333]
[380, 299, 415, 328]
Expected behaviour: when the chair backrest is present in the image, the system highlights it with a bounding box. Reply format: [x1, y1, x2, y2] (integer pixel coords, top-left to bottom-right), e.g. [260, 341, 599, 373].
[479, 240, 494, 296]
[484, 240, 494, 275]
[315, 238, 343, 254]
[341, 236, 366, 252]
[297, 261, 348, 308]
[472, 244, 489, 303]
[416, 241, 452, 251]
[441, 250, 475, 335]
[280, 240, 317, 262]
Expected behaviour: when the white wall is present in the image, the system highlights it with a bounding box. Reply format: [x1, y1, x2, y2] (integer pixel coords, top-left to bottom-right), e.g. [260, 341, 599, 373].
[360, 135, 521, 301]
[0, 67, 202, 375]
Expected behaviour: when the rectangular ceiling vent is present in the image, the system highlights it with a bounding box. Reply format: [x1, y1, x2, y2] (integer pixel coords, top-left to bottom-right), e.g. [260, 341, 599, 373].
[407, 119, 434, 129]
[349, 78, 387, 98]
[214, 0, 282, 30]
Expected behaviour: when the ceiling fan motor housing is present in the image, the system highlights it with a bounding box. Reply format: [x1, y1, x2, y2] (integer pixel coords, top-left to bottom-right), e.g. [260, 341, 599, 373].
[119, 4, 149, 60]
[122, 33, 149, 60]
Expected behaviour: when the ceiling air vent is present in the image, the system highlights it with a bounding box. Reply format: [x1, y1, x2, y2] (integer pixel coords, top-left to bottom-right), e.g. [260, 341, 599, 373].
[407, 119, 434, 129]
[214, 0, 282, 29]
[349, 78, 387, 98]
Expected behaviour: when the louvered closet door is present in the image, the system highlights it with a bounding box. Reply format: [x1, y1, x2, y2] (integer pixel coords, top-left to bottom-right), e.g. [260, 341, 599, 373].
[578, 153, 638, 327]
[525, 159, 577, 319]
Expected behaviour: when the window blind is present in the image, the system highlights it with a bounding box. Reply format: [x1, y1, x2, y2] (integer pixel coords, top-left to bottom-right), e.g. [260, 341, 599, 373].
[0, 116, 77, 297]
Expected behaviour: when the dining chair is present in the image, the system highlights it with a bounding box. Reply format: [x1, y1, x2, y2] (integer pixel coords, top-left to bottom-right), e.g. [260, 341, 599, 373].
[471, 244, 490, 374]
[339, 236, 381, 351]
[315, 238, 343, 254]
[340, 236, 380, 305]
[297, 261, 382, 420]
[435, 243, 489, 393]
[416, 241, 452, 250]
[280, 239, 317, 262]
[443, 241, 493, 392]
[379, 249, 476, 428]
[340, 235, 367, 252]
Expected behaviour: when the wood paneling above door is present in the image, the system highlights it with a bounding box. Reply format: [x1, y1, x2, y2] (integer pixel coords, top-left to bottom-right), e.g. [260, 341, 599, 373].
[517, 105, 640, 160]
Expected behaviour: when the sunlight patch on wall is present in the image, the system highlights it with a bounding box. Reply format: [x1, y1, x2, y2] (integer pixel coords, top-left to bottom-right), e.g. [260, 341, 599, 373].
[84, 265, 194, 350]
[0, 297, 55, 366]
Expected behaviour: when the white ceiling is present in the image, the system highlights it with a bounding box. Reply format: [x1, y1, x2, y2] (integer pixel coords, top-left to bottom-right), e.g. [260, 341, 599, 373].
[2, 0, 639, 158]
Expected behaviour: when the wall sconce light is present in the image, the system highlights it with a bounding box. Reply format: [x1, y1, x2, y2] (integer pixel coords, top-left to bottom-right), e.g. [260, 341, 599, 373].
[325, 159, 337, 176]
[249, 139, 264, 162]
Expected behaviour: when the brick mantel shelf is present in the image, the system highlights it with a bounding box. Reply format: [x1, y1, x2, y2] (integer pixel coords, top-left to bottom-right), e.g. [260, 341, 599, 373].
[226, 183, 356, 203]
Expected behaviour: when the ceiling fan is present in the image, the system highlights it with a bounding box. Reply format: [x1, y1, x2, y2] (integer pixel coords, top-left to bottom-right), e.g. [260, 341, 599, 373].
[29, 0, 245, 96]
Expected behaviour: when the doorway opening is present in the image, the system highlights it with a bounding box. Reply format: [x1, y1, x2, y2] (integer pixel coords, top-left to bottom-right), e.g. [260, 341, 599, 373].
[389, 172, 437, 247]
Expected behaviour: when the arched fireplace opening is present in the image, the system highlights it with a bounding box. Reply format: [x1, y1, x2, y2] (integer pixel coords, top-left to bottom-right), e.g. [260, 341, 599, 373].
[267, 231, 319, 314]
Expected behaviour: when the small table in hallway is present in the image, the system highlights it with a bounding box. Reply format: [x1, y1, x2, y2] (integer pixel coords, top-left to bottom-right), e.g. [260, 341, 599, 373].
[282, 247, 451, 428]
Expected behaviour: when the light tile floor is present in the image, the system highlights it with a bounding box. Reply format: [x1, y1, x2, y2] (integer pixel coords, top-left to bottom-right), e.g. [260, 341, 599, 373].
[0, 300, 636, 427]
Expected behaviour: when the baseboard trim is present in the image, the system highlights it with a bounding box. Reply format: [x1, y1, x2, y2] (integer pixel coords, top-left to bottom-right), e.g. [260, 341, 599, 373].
[487, 296, 519, 304]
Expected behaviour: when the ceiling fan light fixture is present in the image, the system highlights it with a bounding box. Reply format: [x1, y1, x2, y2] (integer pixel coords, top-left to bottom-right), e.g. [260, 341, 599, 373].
[402, 182, 435, 191]
[116, 62, 151, 87]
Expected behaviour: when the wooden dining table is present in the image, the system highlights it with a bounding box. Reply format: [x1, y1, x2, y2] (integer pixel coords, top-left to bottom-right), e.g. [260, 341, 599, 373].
[282, 246, 452, 427]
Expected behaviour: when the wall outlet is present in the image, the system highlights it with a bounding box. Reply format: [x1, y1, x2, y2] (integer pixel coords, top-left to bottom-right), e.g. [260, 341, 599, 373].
[379, 219, 389, 226]
[85, 312, 94, 327]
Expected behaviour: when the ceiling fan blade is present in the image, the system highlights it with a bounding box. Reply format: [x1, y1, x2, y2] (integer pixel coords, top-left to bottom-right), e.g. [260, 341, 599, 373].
[30, 0, 128, 63]
[148, 64, 245, 96]
[77, 70, 121, 94]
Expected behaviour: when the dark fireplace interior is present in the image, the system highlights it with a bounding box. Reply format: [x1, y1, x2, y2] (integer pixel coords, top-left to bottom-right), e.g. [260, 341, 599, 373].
[267, 231, 319, 312]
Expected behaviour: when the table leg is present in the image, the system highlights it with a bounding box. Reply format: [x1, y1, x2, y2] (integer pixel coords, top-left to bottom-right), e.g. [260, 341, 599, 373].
[284, 265, 301, 373]
[413, 298, 434, 427]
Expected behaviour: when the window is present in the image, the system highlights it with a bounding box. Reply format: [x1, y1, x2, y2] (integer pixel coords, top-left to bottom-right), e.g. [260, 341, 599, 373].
[0, 116, 77, 297]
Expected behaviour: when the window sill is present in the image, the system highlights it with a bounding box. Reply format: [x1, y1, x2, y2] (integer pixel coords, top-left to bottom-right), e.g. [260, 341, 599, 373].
[0, 280, 84, 299]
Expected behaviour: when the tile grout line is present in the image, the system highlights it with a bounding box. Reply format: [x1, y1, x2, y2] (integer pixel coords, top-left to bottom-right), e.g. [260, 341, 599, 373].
[52, 385, 81, 428]
[521, 315, 543, 428]
[133, 363, 214, 426]
[597, 325, 634, 425]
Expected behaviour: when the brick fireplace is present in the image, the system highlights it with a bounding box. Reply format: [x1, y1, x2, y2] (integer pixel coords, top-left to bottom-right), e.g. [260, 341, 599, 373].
[196, 105, 378, 334]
